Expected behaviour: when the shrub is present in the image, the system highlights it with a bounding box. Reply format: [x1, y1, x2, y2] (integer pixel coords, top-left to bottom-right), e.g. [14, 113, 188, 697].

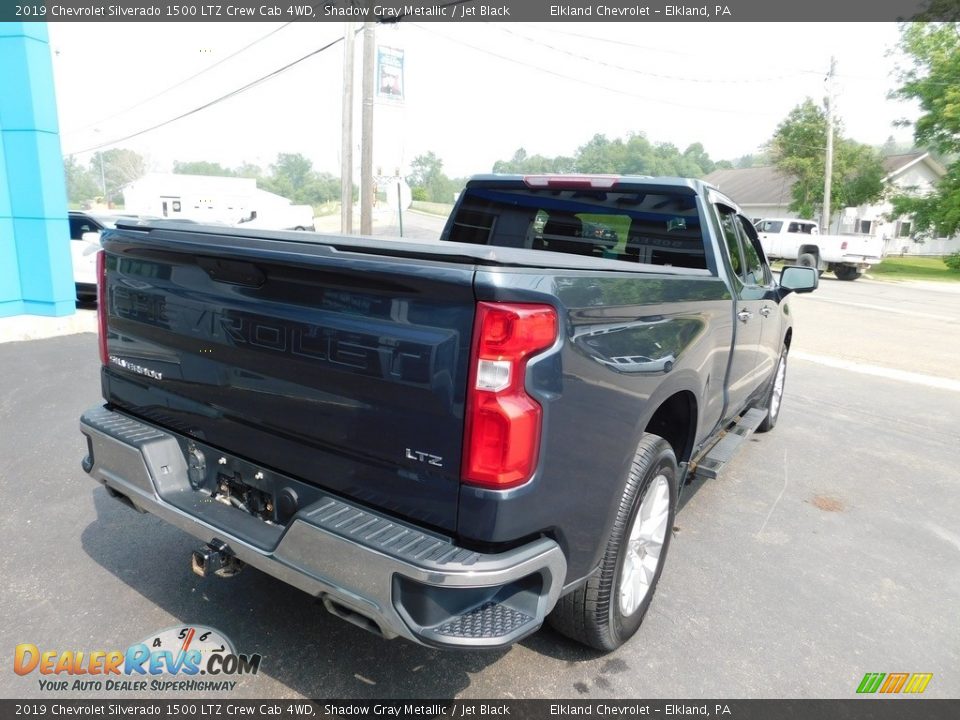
[944, 252, 960, 271]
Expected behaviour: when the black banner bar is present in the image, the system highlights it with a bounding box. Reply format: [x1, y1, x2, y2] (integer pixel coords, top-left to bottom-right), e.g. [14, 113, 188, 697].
[2, 0, 959, 23]
[2, 700, 960, 720]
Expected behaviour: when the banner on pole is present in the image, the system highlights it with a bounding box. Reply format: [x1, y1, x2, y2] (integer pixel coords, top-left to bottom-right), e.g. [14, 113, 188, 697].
[377, 46, 405, 102]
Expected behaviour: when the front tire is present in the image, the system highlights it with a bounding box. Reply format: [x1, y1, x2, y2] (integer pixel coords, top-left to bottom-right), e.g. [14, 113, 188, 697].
[756, 347, 788, 433]
[549, 434, 678, 651]
[798, 252, 818, 270]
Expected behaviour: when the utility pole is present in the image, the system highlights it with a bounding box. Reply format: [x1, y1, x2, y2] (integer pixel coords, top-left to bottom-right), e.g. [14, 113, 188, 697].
[98, 153, 106, 204]
[340, 22, 355, 235]
[360, 22, 375, 236]
[93, 129, 107, 204]
[822, 56, 836, 235]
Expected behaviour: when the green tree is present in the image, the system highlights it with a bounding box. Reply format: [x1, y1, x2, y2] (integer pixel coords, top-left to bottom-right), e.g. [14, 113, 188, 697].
[407, 152, 464, 203]
[91, 148, 147, 205]
[234, 162, 263, 179]
[492, 148, 575, 174]
[63, 155, 99, 206]
[173, 160, 236, 176]
[681, 142, 716, 176]
[490, 132, 721, 180]
[768, 98, 884, 219]
[733, 152, 772, 169]
[574, 134, 629, 173]
[889, 22, 960, 238]
[261, 153, 314, 201]
[407, 151, 444, 189]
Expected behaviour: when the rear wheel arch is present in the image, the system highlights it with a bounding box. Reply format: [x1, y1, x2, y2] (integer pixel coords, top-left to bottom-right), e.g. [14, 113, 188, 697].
[643, 390, 698, 464]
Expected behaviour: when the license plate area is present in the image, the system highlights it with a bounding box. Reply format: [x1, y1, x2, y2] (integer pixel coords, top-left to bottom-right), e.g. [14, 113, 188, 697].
[175, 437, 326, 527]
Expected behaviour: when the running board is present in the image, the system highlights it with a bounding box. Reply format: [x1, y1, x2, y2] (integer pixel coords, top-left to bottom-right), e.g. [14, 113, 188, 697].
[691, 408, 768, 480]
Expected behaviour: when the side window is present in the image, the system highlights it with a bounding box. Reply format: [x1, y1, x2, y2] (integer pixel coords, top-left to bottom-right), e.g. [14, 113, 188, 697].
[735, 216, 769, 286]
[715, 207, 744, 279]
[69, 217, 90, 240]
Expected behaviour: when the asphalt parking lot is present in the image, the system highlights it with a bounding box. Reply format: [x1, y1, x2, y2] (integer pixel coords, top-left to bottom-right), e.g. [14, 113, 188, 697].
[1, 275, 958, 700]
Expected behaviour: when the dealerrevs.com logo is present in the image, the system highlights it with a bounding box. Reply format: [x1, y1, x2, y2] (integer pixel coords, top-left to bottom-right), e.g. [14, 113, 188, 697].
[14, 626, 262, 692]
[856, 672, 933, 694]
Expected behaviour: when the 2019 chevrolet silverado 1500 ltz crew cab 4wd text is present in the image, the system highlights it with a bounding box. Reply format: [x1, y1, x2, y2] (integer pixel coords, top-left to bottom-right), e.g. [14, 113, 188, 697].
[80, 175, 817, 651]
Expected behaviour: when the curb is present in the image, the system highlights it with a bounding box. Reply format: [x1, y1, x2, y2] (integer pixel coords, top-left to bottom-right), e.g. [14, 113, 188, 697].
[0, 309, 98, 344]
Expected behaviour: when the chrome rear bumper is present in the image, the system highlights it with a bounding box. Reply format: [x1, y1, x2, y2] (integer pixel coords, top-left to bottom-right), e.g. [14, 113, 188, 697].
[80, 406, 566, 648]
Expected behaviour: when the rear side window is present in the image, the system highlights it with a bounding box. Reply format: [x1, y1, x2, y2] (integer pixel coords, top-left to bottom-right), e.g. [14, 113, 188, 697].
[445, 186, 708, 270]
[716, 209, 744, 278]
[735, 216, 769, 286]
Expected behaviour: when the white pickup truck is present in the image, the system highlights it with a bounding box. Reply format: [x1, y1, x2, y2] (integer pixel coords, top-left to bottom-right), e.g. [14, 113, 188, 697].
[755, 218, 883, 281]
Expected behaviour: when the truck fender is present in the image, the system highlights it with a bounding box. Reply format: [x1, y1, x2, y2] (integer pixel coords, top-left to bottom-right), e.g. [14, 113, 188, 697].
[579, 371, 701, 582]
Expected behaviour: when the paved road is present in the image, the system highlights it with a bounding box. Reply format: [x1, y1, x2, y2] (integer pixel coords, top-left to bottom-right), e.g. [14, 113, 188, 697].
[789, 275, 960, 380]
[1, 273, 958, 700]
[313, 207, 448, 242]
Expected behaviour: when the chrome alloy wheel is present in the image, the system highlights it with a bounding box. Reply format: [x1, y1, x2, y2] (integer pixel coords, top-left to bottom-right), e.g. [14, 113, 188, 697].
[770, 353, 787, 420]
[618, 474, 671, 616]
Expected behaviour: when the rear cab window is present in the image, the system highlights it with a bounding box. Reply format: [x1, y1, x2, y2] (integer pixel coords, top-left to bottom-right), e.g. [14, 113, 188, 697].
[444, 183, 709, 271]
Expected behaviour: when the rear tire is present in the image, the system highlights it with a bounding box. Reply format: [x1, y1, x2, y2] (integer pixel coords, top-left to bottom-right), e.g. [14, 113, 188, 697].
[798, 253, 818, 270]
[548, 434, 678, 651]
[834, 265, 862, 281]
[756, 347, 788, 433]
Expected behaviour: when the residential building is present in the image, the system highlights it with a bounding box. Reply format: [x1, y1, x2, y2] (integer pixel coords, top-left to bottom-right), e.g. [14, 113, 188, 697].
[703, 153, 959, 256]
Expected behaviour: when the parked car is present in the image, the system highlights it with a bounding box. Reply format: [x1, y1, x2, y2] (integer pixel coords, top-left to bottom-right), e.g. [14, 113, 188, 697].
[235, 205, 316, 231]
[68, 212, 140, 301]
[80, 175, 817, 651]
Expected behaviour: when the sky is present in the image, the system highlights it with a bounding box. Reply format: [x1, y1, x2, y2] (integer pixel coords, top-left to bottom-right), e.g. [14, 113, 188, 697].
[48, 21, 921, 180]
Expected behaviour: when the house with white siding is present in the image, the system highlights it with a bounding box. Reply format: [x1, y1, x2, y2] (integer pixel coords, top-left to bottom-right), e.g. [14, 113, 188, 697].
[703, 153, 959, 256]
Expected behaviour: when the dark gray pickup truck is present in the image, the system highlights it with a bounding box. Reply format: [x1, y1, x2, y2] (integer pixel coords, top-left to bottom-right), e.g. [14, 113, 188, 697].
[80, 175, 817, 651]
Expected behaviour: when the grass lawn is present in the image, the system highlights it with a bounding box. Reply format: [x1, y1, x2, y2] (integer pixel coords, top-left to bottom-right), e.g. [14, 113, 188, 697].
[869, 256, 960, 282]
[410, 201, 454, 217]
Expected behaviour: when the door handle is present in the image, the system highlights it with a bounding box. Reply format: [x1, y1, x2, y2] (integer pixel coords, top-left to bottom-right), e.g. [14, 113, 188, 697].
[737, 309, 753, 323]
[759, 306, 772, 317]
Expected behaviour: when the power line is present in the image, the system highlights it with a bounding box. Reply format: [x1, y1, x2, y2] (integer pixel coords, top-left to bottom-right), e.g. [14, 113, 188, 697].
[532, 23, 935, 89]
[68, 34, 345, 155]
[65, 22, 297, 137]
[528, 25, 706, 58]
[409, 24, 780, 118]
[492, 25, 807, 85]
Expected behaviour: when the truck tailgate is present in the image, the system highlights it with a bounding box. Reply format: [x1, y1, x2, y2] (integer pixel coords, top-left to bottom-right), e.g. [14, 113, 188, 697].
[99, 226, 476, 533]
[841, 234, 883, 262]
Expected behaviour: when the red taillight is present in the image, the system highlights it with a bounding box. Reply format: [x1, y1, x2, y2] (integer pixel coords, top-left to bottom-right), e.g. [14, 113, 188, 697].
[96, 250, 108, 366]
[462, 302, 558, 489]
[841, 241, 848, 250]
